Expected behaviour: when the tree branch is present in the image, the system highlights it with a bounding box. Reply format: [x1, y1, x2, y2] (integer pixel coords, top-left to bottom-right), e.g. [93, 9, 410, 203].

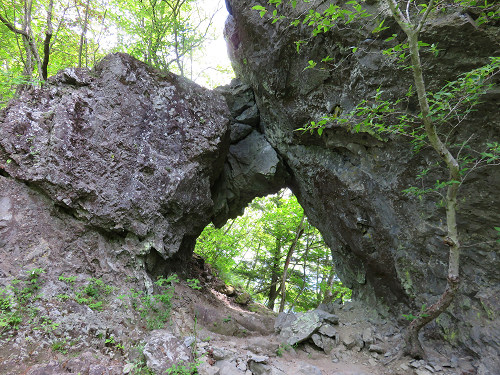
[0, 14, 29, 37]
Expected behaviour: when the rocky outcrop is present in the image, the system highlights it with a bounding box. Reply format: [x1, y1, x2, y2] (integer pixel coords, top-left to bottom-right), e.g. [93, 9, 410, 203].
[0, 53, 286, 276]
[0, 53, 230, 266]
[143, 330, 193, 374]
[224, 0, 500, 370]
[212, 80, 288, 226]
[275, 309, 339, 347]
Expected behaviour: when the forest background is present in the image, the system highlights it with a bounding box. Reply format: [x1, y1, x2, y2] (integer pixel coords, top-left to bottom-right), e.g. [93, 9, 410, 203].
[0, 0, 234, 105]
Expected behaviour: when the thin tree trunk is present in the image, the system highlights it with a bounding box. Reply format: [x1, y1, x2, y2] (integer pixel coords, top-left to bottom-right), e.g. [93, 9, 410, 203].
[41, 0, 53, 80]
[278, 214, 305, 312]
[78, 0, 91, 68]
[267, 238, 281, 310]
[387, 0, 461, 360]
[245, 243, 261, 290]
[322, 262, 336, 304]
[288, 235, 311, 313]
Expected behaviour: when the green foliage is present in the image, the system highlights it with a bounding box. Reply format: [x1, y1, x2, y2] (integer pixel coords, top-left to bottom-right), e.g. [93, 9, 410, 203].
[196, 190, 351, 312]
[59, 274, 77, 284]
[0, 0, 227, 105]
[120, 274, 178, 330]
[165, 360, 201, 375]
[186, 279, 202, 290]
[110, 0, 214, 76]
[0, 268, 48, 334]
[51, 339, 68, 354]
[74, 277, 114, 310]
[105, 335, 115, 345]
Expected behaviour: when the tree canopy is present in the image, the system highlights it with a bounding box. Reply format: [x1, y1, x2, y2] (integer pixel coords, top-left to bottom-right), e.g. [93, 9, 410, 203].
[0, 0, 231, 106]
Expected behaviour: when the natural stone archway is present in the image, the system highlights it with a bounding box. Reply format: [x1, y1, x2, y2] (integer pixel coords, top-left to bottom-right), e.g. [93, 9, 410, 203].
[0, 53, 287, 281]
[0, 5, 499, 371]
[223, 0, 500, 370]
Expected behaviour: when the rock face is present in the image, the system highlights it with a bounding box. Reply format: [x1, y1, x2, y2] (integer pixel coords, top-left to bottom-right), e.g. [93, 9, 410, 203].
[224, 0, 500, 370]
[0, 53, 285, 274]
[0, 53, 230, 266]
[143, 330, 193, 374]
[212, 80, 288, 226]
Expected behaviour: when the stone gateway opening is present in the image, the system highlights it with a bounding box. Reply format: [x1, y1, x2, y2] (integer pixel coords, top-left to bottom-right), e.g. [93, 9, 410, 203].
[196, 188, 352, 314]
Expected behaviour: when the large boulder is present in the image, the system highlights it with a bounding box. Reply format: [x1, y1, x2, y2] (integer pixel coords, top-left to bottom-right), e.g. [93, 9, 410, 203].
[0, 53, 230, 266]
[224, 0, 500, 370]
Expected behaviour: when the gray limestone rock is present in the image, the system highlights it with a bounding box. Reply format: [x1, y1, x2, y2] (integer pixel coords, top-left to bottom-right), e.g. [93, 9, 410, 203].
[243, 337, 279, 355]
[274, 312, 296, 333]
[316, 303, 336, 314]
[217, 79, 255, 117]
[0, 53, 230, 264]
[199, 362, 220, 375]
[212, 130, 288, 226]
[289, 361, 322, 375]
[314, 310, 339, 325]
[341, 334, 356, 350]
[311, 333, 323, 349]
[278, 312, 322, 346]
[322, 336, 337, 354]
[215, 360, 244, 375]
[142, 330, 193, 374]
[230, 123, 253, 143]
[362, 328, 374, 345]
[235, 104, 259, 126]
[319, 324, 337, 338]
[368, 344, 385, 354]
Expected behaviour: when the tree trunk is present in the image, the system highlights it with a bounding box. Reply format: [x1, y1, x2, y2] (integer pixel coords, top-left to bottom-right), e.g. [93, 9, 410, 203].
[41, 0, 53, 80]
[278, 215, 305, 312]
[78, 0, 91, 68]
[321, 263, 336, 304]
[387, 0, 461, 359]
[267, 238, 281, 310]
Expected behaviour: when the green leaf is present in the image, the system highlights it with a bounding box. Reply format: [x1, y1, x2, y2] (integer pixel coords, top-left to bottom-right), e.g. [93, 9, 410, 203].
[252, 5, 267, 17]
[304, 60, 317, 70]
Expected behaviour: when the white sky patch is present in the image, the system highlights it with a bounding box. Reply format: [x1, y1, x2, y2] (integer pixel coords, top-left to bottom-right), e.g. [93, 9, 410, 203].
[192, 0, 235, 88]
